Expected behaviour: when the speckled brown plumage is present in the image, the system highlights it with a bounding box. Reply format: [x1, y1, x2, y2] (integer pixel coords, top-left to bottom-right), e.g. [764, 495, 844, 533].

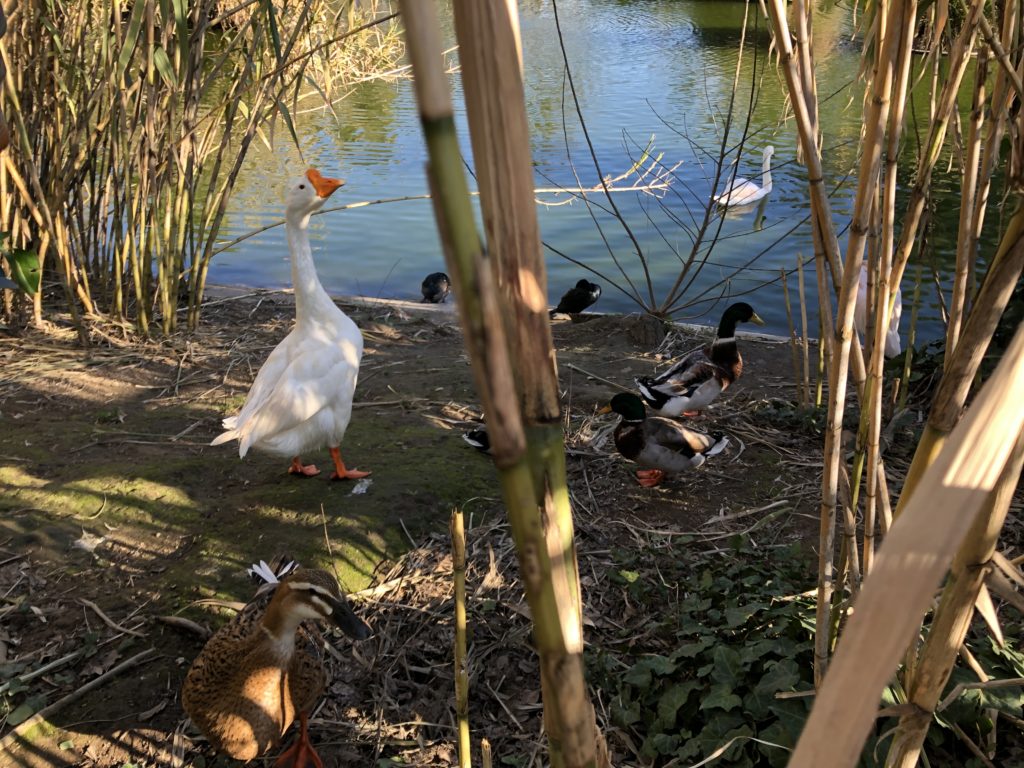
[181, 567, 369, 761]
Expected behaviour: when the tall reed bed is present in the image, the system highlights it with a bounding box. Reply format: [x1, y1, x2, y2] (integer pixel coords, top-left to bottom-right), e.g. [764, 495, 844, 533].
[0, 0, 400, 336]
[766, 0, 1024, 763]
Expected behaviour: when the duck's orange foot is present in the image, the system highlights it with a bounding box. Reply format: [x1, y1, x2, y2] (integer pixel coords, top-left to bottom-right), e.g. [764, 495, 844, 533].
[636, 469, 665, 487]
[682, 410, 701, 418]
[274, 713, 323, 768]
[328, 447, 370, 481]
[288, 457, 321, 477]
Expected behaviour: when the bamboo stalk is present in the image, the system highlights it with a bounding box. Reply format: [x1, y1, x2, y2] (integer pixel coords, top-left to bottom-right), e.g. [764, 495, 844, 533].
[401, 3, 603, 765]
[451, 509, 471, 768]
[481, 738, 493, 768]
[887, 0, 987, 298]
[885, 429, 1024, 766]
[781, 267, 804, 405]
[797, 253, 811, 407]
[947, 49, 988, 363]
[788, 320, 1024, 768]
[897, 205, 1024, 513]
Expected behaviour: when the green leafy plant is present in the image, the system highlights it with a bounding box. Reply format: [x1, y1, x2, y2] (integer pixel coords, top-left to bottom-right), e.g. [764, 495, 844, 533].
[588, 541, 1024, 766]
[590, 543, 816, 767]
[0, 233, 39, 294]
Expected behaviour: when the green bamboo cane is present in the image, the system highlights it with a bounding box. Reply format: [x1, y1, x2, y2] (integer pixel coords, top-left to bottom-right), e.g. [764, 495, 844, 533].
[399, 3, 603, 766]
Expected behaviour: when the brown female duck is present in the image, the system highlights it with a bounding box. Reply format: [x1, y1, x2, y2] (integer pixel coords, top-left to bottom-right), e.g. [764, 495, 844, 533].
[182, 564, 370, 767]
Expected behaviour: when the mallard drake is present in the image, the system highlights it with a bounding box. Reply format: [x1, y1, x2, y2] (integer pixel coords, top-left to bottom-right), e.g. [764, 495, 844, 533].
[212, 169, 370, 481]
[854, 264, 902, 358]
[550, 279, 601, 316]
[714, 146, 774, 207]
[182, 563, 370, 767]
[462, 427, 492, 455]
[421, 272, 451, 304]
[635, 302, 765, 417]
[599, 393, 728, 487]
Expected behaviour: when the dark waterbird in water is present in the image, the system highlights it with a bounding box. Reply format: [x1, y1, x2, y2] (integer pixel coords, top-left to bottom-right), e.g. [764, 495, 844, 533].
[635, 302, 765, 417]
[550, 279, 601, 316]
[599, 393, 729, 487]
[421, 272, 451, 303]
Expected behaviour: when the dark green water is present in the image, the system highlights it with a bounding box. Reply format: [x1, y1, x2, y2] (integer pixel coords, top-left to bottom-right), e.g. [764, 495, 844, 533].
[214, 0, 998, 341]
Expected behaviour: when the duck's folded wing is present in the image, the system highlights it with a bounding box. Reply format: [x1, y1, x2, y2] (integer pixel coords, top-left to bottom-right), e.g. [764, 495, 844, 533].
[649, 358, 720, 396]
[645, 417, 706, 456]
[650, 346, 711, 384]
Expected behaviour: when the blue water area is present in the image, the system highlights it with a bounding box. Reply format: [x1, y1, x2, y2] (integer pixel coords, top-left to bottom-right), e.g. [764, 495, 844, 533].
[212, 0, 996, 342]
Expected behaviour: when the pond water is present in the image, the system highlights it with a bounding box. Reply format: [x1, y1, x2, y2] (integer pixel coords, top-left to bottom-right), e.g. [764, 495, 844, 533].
[213, 0, 992, 341]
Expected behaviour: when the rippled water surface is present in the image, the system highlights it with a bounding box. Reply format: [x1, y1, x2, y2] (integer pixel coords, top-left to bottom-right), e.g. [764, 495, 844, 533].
[214, 0, 991, 340]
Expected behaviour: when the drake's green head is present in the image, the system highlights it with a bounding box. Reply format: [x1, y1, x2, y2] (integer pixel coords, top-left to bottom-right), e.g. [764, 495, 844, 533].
[600, 392, 647, 421]
[724, 302, 765, 326]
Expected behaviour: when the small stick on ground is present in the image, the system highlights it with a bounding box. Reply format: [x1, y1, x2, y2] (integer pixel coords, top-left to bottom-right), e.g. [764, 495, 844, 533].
[80, 598, 147, 638]
[565, 363, 633, 393]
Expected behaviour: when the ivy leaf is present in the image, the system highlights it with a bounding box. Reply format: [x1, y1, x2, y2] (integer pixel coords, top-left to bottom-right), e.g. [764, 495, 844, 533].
[645, 731, 679, 756]
[657, 680, 701, 724]
[623, 655, 676, 689]
[3, 247, 40, 294]
[673, 636, 714, 659]
[711, 645, 744, 686]
[725, 601, 768, 628]
[701, 683, 743, 712]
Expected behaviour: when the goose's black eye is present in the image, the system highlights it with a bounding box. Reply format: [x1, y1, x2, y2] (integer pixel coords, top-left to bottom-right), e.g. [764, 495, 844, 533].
[299, 183, 306, 190]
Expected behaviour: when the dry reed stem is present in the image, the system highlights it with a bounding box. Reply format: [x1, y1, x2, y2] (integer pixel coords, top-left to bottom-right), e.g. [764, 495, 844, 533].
[887, 0, 986, 297]
[451, 509, 471, 768]
[897, 206, 1024, 512]
[788, 322, 1024, 768]
[885, 431, 1024, 767]
[947, 49, 988, 363]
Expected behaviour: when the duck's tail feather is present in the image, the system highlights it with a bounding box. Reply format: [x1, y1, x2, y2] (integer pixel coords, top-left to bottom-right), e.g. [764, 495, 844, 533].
[248, 558, 298, 584]
[705, 433, 730, 457]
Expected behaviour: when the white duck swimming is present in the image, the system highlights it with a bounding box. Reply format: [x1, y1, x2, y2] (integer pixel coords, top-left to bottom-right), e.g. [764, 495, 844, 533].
[714, 146, 774, 207]
[212, 169, 370, 480]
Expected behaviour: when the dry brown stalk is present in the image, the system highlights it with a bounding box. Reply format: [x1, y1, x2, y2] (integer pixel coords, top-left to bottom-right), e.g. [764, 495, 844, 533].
[947, 49, 988, 364]
[897, 205, 1024, 512]
[887, 0, 987, 297]
[451, 509, 471, 768]
[885, 429, 1024, 766]
[788, 320, 1024, 768]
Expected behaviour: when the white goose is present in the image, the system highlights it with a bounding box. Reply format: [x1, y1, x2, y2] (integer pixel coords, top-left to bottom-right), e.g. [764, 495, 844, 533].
[212, 169, 370, 480]
[714, 146, 774, 207]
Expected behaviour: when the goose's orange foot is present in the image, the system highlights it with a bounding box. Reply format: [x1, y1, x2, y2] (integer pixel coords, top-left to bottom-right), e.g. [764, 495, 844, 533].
[288, 457, 321, 477]
[682, 410, 701, 418]
[329, 447, 371, 481]
[274, 713, 323, 768]
[636, 469, 665, 487]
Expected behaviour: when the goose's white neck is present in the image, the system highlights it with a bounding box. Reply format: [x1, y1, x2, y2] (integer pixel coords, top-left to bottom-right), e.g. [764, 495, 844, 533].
[286, 211, 334, 322]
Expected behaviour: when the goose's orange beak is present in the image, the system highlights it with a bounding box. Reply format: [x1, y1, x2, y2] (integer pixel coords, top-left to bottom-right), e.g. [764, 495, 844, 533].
[306, 168, 345, 199]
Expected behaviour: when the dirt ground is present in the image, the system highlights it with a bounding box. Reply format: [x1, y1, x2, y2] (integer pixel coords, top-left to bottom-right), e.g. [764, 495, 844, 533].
[0, 290, 926, 766]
